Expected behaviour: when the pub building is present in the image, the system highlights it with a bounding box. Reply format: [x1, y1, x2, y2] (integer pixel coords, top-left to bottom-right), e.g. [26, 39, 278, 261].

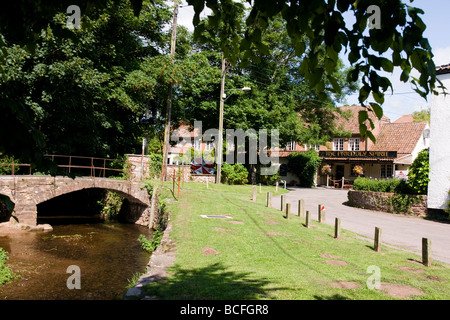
[276, 106, 430, 187]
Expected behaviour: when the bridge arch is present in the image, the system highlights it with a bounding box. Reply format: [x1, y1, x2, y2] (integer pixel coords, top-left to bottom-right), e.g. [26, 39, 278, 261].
[0, 176, 152, 226]
[0, 192, 15, 223]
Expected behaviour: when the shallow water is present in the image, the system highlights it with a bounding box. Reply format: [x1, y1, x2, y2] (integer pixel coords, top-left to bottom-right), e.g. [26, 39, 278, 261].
[0, 220, 151, 300]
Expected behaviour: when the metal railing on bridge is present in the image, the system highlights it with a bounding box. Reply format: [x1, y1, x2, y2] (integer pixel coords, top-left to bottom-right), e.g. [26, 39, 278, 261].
[0, 155, 128, 179]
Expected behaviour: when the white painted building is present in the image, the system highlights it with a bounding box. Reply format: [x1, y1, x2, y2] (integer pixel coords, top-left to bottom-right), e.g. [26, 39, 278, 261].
[428, 64, 450, 210]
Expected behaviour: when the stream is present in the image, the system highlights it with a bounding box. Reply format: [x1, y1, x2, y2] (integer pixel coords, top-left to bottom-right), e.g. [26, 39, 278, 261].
[0, 219, 152, 300]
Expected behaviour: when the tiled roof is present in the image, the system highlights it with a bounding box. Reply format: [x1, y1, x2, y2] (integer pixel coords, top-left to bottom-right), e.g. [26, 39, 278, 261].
[333, 105, 389, 134]
[393, 114, 414, 123]
[436, 64, 450, 75]
[370, 122, 427, 154]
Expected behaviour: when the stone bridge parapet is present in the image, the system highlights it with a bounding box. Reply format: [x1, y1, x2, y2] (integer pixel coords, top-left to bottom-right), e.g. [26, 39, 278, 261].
[0, 176, 153, 226]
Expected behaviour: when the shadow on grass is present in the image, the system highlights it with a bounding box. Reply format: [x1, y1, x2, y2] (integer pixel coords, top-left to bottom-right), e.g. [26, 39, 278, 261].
[313, 294, 349, 300]
[142, 262, 285, 300]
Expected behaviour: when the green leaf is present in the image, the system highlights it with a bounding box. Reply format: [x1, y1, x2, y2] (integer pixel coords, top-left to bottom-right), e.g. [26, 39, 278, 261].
[366, 130, 376, 144]
[358, 110, 368, 124]
[381, 58, 394, 73]
[370, 103, 383, 119]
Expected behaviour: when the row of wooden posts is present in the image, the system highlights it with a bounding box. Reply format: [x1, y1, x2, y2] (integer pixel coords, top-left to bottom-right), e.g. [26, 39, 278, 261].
[263, 192, 433, 267]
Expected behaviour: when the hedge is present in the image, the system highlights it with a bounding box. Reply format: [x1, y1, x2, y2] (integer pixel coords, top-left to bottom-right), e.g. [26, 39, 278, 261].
[352, 177, 412, 194]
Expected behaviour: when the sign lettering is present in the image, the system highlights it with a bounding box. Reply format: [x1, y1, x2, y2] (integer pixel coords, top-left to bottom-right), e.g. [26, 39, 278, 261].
[319, 151, 397, 159]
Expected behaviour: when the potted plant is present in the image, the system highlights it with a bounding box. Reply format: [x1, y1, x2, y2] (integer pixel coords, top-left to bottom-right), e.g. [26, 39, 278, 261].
[353, 165, 364, 176]
[321, 164, 332, 175]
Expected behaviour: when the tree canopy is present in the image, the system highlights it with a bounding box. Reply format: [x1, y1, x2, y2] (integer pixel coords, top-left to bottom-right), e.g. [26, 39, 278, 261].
[0, 0, 440, 173]
[186, 0, 440, 141]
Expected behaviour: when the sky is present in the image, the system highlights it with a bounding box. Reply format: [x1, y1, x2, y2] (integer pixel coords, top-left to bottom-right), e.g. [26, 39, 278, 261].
[175, 0, 450, 121]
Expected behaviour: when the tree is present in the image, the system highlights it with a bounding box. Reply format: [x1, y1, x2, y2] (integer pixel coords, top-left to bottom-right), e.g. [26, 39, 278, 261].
[0, 0, 171, 164]
[412, 108, 430, 123]
[287, 149, 322, 187]
[171, 14, 358, 147]
[407, 148, 429, 195]
[186, 0, 441, 142]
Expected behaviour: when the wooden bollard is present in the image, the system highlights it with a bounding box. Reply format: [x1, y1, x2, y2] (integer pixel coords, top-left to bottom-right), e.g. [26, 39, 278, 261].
[334, 218, 341, 239]
[374, 227, 382, 252]
[266, 192, 272, 207]
[280, 194, 285, 211]
[285, 203, 291, 219]
[318, 204, 325, 223]
[305, 210, 311, 228]
[298, 199, 305, 217]
[422, 238, 431, 267]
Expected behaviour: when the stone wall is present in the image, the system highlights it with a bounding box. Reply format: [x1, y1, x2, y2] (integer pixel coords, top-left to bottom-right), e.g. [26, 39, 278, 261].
[348, 190, 427, 216]
[127, 154, 151, 181]
[190, 174, 215, 184]
[166, 165, 191, 182]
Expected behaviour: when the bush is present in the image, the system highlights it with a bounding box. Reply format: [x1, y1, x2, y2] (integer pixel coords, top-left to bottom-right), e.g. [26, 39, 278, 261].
[445, 190, 450, 217]
[138, 230, 163, 253]
[221, 163, 248, 185]
[0, 155, 20, 175]
[353, 176, 411, 193]
[148, 152, 163, 179]
[256, 163, 280, 185]
[97, 191, 124, 219]
[0, 248, 18, 285]
[407, 149, 429, 195]
[287, 149, 321, 187]
[387, 194, 422, 214]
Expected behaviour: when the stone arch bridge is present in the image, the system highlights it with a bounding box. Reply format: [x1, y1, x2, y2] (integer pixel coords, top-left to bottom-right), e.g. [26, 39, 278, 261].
[0, 176, 154, 227]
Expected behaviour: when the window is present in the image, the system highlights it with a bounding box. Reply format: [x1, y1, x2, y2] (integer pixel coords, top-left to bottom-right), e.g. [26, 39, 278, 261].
[193, 139, 201, 150]
[286, 141, 296, 151]
[305, 144, 320, 151]
[380, 164, 393, 178]
[333, 138, 344, 151]
[205, 141, 214, 151]
[348, 138, 360, 151]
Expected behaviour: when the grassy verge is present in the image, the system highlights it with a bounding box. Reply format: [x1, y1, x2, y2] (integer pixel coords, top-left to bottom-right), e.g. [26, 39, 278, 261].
[142, 182, 450, 300]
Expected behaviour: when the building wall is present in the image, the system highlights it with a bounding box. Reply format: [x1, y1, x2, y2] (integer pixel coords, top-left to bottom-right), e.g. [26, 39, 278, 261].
[411, 122, 430, 159]
[428, 72, 450, 209]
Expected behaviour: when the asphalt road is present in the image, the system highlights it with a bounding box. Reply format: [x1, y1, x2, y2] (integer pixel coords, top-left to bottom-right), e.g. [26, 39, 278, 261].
[271, 187, 450, 265]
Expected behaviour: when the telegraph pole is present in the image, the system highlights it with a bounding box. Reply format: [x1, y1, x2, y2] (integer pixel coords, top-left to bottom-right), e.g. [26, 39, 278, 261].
[216, 54, 226, 184]
[161, 0, 179, 185]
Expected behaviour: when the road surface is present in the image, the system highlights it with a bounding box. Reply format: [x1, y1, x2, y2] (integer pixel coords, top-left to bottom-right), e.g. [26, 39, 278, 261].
[271, 187, 450, 265]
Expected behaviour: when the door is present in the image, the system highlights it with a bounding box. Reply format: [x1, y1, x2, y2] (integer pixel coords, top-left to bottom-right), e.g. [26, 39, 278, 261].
[335, 165, 345, 186]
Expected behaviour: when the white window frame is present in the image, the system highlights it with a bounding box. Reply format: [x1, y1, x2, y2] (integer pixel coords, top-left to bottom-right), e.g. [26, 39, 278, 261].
[193, 139, 201, 150]
[348, 138, 360, 151]
[286, 141, 296, 151]
[333, 138, 344, 151]
[305, 144, 320, 151]
[205, 141, 214, 151]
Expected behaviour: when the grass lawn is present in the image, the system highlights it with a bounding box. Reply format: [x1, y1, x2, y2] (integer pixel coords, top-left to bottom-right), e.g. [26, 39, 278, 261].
[143, 182, 450, 300]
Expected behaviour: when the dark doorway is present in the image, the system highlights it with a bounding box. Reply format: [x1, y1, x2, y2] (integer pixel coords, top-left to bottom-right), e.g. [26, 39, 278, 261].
[335, 165, 345, 186]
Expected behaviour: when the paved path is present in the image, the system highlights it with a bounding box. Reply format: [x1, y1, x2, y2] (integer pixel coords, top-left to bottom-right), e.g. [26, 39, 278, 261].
[271, 187, 450, 265]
